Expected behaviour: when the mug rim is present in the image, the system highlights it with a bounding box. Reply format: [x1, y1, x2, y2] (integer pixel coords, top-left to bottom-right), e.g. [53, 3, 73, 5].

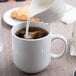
[11, 21, 52, 41]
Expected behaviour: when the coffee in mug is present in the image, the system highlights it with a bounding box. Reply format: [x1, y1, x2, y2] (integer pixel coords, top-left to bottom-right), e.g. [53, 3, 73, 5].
[15, 27, 49, 39]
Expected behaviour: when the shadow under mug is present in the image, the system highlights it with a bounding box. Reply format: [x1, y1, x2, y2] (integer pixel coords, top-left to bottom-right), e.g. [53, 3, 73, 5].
[11, 22, 67, 73]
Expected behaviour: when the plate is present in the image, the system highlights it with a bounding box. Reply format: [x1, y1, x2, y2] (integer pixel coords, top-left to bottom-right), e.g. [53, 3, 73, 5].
[3, 7, 25, 26]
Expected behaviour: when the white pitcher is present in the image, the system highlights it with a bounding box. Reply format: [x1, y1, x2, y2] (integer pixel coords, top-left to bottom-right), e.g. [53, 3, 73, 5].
[30, 0, 66, 23]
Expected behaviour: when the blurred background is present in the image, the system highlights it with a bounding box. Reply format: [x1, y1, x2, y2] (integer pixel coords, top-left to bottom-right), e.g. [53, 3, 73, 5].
[0, 0, 31, 2]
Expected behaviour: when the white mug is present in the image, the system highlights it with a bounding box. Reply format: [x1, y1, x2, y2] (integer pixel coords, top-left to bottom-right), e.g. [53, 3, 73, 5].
[30, 0, 66, 23]
[11, 22, 67, 73]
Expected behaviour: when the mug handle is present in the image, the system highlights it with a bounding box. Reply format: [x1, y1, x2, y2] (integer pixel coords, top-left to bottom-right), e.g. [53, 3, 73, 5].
[51, 34, 68, 59]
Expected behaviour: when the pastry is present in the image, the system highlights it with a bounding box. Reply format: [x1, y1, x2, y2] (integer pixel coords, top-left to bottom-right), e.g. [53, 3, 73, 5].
[11, 6, 41, 22]
[11, 6, 29, 21]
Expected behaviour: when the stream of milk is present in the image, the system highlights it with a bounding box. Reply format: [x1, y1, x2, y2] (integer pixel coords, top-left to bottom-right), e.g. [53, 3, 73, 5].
[25, 0, 54, 38]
